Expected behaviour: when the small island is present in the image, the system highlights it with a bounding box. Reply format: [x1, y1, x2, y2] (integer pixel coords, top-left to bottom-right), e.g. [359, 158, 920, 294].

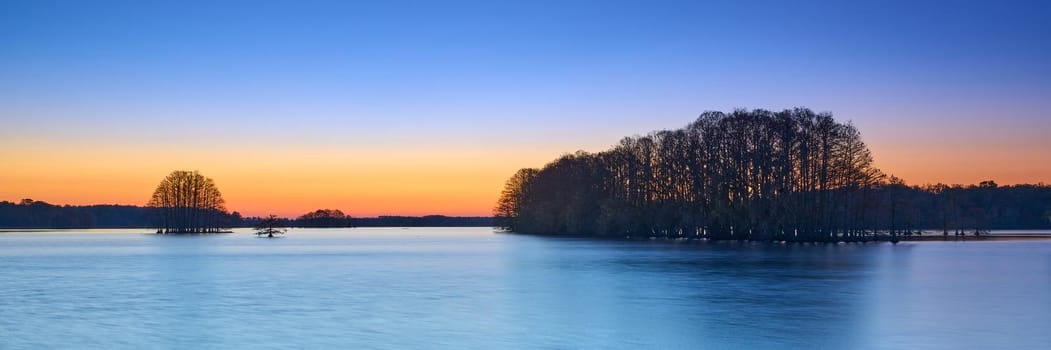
[147, 170, 231, 234]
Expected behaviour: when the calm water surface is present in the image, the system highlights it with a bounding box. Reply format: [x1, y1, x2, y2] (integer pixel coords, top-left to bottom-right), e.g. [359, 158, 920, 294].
[1, 228, 1049, 349]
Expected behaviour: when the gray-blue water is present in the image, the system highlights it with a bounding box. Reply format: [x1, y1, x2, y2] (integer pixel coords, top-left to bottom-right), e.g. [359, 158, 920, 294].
[1, 228, 1049, 349]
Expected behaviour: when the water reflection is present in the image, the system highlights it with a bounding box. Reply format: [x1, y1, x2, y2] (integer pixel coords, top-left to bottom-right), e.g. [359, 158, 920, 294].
[0, 228, 1047, 349]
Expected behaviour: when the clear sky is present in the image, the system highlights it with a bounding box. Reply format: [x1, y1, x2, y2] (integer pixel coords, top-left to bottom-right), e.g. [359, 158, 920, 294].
[1, 0, 1049, 217]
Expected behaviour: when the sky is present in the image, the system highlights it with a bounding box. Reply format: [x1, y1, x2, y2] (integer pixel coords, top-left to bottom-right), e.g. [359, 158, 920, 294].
[1, 0, 1049, 217]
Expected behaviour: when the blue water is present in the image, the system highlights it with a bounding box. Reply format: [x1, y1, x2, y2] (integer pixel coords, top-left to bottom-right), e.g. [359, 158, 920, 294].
[1, 228, 1048, 349]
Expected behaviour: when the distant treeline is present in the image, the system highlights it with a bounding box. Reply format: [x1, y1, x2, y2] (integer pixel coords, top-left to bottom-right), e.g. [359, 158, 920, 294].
[0, 199, 244, 229]
[0, 200, 493, 229]
[352, 216, 493, 227]
[495, 108, 1051, 241]
[244, 210, 493, 228]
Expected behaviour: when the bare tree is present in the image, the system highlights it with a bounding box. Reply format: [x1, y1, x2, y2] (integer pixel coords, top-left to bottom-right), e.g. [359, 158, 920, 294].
[255, 214, 287, 238]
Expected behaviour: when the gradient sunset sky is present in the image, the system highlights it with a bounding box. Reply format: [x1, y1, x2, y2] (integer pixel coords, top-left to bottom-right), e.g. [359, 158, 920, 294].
[2, 0, 1049, 217]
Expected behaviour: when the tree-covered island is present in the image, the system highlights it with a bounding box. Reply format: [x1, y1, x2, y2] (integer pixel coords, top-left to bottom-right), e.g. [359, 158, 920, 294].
[494, 108, 1051, 242]
[148, 170, 231, 234]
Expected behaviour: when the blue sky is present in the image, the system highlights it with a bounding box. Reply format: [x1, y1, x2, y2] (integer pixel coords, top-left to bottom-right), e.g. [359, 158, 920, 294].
[1, 0, 1049, 213]
[3, 1, 1048, 139]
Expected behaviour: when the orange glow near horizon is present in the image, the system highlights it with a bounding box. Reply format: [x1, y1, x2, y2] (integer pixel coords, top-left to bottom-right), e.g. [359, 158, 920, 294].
[3, 128, 1049, 218]
[865, 127, 1051, 187]
[0, 141, 561, 218]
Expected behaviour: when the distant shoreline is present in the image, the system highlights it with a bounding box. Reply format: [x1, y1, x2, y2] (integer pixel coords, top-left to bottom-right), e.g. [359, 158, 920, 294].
[900, 233, 1051, 241]
[0, 226, 499, 233]
[3, 228, 1050, 242]
[0, 198, 496, 230]
[501, 230, 1051, 243]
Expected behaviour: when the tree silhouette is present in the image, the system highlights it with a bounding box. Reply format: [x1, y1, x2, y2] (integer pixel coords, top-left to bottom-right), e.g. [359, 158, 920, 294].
[494, 108, 1051, 242]
[147, 170, 229, 233]
[296, 209, 350, 227]
[493, 168, 538, 231]
[255, 214, 287, 238]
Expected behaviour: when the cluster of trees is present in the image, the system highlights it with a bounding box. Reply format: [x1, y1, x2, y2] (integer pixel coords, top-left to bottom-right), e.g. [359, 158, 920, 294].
[147, 170, 230, 233]
[494, 108, 1051, 241]
[297, 209, 351, 227]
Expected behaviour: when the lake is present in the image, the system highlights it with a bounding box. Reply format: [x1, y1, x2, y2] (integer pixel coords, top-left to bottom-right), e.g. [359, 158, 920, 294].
[1, 227, 1048, 349]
